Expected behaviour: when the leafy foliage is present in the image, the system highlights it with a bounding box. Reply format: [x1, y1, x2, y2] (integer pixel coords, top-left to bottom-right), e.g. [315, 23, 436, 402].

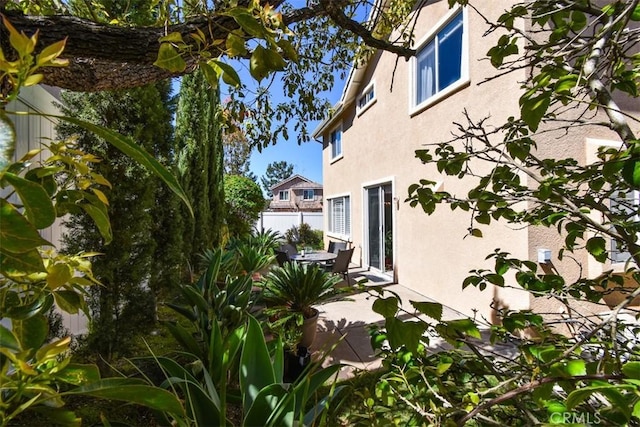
[224, 174, 265, 238]
[370, 0, 640, 424]
[284, 222, 323, 249]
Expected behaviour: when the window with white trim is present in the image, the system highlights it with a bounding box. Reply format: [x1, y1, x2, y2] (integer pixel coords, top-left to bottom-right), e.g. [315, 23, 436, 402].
[357, 82, 375, 113]
[328, 196, 350, 237]
[303, 189, 314, 200]
[413, 10, 466, 108]
[610, 190, 639, 263]
[330, 126, 342, 159]
[279, 190, 289, 201]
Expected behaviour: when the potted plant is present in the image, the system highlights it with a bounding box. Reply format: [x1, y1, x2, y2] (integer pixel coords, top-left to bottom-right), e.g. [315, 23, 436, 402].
[260, 262, 345, 349]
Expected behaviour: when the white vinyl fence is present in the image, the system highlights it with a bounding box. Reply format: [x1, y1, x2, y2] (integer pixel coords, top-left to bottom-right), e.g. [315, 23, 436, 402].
[255, 211, 324, 236]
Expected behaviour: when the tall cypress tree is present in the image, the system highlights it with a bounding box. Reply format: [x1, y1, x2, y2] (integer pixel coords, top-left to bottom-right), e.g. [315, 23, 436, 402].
[58, 83, 176, 361]
[175, 69, 225, 271]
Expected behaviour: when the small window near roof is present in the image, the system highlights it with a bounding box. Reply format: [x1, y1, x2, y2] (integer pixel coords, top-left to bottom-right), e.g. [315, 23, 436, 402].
[303, 189, 314, 200]
[279, 190, 289, 201]
[330, 126, 342, 159]
[357, 82, 375, 114]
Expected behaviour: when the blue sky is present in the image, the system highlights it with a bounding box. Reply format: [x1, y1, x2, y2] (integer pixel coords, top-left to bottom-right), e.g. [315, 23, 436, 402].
[222, 62, 347, 187]
[244, 80, 344, 186]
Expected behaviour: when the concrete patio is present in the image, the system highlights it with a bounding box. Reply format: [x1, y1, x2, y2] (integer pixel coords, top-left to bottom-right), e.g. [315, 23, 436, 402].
[311, 268, 473, 380]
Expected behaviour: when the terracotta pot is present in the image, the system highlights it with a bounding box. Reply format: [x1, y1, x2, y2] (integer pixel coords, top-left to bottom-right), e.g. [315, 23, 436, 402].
[299, 308, 319, 348]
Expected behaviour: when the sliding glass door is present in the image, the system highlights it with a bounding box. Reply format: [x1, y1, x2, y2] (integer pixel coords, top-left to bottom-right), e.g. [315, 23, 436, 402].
[366, 183, 393, 273]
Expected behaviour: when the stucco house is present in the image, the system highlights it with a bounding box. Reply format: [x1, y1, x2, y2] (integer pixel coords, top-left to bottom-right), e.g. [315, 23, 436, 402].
[267, 174, 323, 212]
[312, 2, 640, 321]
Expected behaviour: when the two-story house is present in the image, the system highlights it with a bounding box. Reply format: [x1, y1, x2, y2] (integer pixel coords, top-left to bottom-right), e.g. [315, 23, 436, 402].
[267, 174, 323, 212]
[312, 1, 640, 321]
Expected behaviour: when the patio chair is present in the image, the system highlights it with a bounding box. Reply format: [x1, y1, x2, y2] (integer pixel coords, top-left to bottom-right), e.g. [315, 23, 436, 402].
[326, 248, 354, 282]
[327, 241, 347, 254]
[275, 250, 290, 267]
[279, 243, 298, 257]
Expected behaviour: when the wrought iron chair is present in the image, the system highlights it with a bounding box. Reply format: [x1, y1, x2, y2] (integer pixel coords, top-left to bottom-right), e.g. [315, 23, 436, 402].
[326, 247, 354, 281]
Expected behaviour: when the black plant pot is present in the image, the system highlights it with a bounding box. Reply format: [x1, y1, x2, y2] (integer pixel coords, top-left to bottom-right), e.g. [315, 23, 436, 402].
[283, 345, 311, 383]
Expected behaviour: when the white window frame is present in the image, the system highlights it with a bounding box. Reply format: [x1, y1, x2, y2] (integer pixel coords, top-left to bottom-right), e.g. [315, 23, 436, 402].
[330, 125, 343, 162]
[357, 81, 376, 116]
[278, 190, 289, 201]
[409, 7, 469, 116]
[327, 194, 351, 239]
[303, 189, 315, 200]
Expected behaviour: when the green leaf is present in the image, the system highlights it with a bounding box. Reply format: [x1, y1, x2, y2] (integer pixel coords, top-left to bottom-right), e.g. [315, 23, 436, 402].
[0, 323, 21, 351]
[277, 39, 298, 62]
[153, 43, 186, 73]
[244, 384, 291, 427]
[53, 115, 193, 217]
[53, 290, 83, 314]
[13, 314, 48, 350]
[211, 59, 241, 87]
[567, 384, 635, 414]
[0, 247, 46, 275]
[410, 301, 442, 321]
[372, 297, 399, 318]
[622, 157, 640, 188]
[250, 45, 271, 82]
[68, 379, 185, 416]
[80, 202, 112, 244]
[3, 172, 55, 229]
[158, 32, 185, 43]
[226, 31, 248, 57]
[35, 336, 70, 361]
[520, 92, 551, 132]
[585, 236, 607, 263]
[0, 198, 51, 253]
[263, 48, 286, 71]
[5, 293, 53, 320]
[47, 263, 73, 289]
[386, 318, 427, 353]
[231, 11, 265, 37]
[240, 315, 276, 413]
[56, 363, 101, 385]
[622, 362, 640, 379]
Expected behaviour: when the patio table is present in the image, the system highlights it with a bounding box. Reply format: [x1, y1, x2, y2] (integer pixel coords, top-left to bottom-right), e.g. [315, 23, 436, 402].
[290, 251, 337, 264]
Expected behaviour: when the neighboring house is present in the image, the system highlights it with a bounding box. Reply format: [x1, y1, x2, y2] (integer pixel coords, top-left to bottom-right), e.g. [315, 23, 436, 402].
[312, 2, 640, 320]
[268, 174, 323, 212]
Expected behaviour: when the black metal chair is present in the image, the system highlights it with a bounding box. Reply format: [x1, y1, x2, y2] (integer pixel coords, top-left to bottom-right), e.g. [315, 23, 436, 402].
[327, 241, 347, 254]
[326, 248, 354, 281]
[275, 250, 290, 267]
[279, 243, 298, 257]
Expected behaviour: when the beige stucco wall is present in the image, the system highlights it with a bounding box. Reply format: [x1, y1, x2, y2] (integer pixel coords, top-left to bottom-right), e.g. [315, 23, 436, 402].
[322, 1, 533, 320]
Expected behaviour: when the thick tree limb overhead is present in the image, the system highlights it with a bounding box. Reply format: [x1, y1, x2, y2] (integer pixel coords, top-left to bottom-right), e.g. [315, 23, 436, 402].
[1, 0, 415, 92]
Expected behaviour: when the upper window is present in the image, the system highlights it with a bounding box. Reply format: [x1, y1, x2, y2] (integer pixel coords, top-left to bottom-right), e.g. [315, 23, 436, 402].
[328, 195, 351, 237]
[278, 190, 289, 201]
[413, 10, 466, 110]
[303, 189, 315, 200]
[330, 126, 342, 159]
[357, 82, 376, 114]
[610, 190, 639, 263]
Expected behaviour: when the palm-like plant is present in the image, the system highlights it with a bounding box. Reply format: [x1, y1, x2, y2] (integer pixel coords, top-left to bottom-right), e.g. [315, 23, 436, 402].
[261, 262, 344, 322]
